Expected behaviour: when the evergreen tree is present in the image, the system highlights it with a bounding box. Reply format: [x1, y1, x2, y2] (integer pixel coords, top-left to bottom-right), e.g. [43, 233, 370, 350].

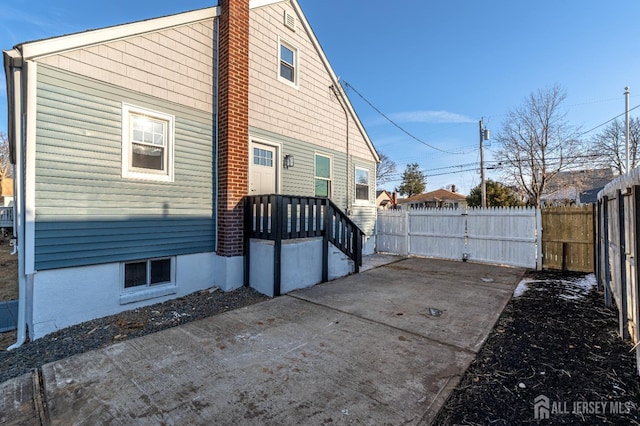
[396, 163, 426, 197]
[467, 180, 523, 207]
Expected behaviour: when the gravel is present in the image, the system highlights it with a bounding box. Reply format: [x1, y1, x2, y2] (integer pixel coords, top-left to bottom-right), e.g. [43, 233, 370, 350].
[0, 286, 268, 384]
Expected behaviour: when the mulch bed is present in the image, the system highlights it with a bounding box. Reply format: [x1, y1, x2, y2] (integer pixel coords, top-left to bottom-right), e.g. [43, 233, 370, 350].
[434, 270, 640, 425]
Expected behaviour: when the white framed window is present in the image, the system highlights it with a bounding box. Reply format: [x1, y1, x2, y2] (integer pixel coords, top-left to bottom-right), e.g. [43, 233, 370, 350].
[355, 167, 370, 202]
[120, 257, 176, 305]
[314, 153, 332, 198]
[122, 103, 174, 182]
[278, 38, 298, 87]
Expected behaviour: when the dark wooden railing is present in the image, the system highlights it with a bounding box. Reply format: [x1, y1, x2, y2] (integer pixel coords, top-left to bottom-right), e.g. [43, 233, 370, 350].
[244, 194, 364, 296]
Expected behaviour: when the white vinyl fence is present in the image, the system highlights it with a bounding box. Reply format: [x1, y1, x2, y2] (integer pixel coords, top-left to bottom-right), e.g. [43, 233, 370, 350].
[377, 207, 541, 269]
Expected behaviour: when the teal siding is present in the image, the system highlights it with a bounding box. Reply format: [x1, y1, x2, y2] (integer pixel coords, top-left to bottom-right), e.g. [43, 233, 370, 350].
[250, 126, 376, 235]
[34, 65, 215, 270]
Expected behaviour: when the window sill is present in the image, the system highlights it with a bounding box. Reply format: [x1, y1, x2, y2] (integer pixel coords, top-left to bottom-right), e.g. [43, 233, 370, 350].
[120, 285, 177, 305]
[278, 76, 299, 89]
[122, 170, 173, 183]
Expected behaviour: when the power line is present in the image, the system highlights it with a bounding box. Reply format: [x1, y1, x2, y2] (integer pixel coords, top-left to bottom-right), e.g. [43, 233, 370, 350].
[578, 104, 640, 137]
[341, 80, 476, 155]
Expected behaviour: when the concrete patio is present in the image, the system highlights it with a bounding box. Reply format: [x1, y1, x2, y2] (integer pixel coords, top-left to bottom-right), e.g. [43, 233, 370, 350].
[0, 256, 525, 425]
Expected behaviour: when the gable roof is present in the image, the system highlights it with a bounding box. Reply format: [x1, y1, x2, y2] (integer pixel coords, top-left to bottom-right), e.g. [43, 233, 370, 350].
[399, 189, 466, 204]
[7, 0, 379, 163]
[12, 7, 220, 60]
[543, 169, 613, 202]
[286, 1, 378, 162]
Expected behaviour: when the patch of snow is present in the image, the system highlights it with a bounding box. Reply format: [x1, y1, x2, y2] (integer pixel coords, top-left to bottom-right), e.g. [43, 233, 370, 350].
[559, 274, 596, 300]
[513, 279, 530, 297]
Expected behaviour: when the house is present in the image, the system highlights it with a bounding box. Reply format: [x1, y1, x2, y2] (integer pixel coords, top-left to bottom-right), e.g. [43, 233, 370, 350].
[3, 0, 379, 344]
[399, 188, 467, 209]
[542, 169, 613, 205]
[0, 177, 12, 206]
[376, 190, 398, 209]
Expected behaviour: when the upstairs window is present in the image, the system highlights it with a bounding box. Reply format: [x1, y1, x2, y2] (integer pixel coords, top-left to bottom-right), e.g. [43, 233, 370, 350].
[355, 168, 370, 202]
[122, 104, 174, 182]
[279, 39, 298, 86]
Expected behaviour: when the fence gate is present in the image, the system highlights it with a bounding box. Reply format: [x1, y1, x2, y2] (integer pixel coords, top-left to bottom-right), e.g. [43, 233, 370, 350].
[376, 207, 540, 269]
[541, 205, 595, 272]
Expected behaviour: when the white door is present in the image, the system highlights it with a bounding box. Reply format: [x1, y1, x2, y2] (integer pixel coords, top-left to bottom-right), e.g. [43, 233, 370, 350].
[249, 143, 277, 195]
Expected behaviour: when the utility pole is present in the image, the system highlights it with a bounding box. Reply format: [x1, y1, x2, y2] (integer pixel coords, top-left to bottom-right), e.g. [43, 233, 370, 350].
[625, 86, 630, 173]
[479, 119, 490, 208]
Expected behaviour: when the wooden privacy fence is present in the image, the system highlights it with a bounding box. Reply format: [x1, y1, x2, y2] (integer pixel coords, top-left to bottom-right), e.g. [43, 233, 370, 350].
[377, 207, 541, 269]
[541, 205, 595, 272]
[597, 169, 640, 374]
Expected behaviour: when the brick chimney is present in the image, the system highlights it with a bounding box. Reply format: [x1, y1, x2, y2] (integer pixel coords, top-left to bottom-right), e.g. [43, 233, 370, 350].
[217, 0, 250, 257]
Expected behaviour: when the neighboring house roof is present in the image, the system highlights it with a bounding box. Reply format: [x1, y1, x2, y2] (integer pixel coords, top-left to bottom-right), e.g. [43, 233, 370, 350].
[376, 190, 391, 199]
[5, 0, 379, 165]
[543, 169, 614, 204]
[399, 189, 466, 204]
[0, 178, 13, 197]
[375, 190, 394, 207]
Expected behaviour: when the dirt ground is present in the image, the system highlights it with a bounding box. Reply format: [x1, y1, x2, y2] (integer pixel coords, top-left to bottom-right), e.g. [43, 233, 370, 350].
[0, 238, 18, 301]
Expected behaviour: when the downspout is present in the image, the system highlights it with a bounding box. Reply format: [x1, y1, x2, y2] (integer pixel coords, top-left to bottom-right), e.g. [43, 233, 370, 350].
[3, 53, 18, 250]
[3, 49, 27, 349]
[330, 80, 350, 214]
[10, 163, 16, 255]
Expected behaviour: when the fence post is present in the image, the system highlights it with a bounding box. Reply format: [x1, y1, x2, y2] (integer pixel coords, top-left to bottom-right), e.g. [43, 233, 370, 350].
[322, 200, 329, 283]
[243, 196, 252, 287]
[633, 186, 640, 373]
[618, 189, 630, 339]
[596, 201, 602, 291]
[273, 195, 282, 297]
[536, 208, 543, 271]
[405, 209, 411, 256]
[592, 203, 598, 278]
[603, 196, 612, 307]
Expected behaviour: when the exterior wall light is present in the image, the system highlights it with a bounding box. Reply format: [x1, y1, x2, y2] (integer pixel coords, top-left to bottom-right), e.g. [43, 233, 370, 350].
[284, 154, 294, 168]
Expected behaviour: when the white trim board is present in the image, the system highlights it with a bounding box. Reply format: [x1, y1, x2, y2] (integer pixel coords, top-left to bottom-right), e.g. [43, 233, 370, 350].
[19, 7, 220, 60]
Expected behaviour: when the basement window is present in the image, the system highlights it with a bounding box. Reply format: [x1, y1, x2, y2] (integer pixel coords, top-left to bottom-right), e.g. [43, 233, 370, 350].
[120, 257, 176, 304]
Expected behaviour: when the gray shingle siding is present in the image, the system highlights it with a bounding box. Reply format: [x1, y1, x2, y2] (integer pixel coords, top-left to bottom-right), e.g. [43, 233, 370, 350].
[34, 65, 215, 270]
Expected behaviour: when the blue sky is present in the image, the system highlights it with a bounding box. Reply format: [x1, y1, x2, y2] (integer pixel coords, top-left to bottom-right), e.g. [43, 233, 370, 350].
[1, 0, 639, 194]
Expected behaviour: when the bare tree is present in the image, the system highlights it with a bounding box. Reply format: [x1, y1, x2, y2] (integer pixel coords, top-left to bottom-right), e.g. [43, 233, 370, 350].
[0, 132, 10, 179]
[495, 85, 582, 207]
[376, 152, 397, 188]
[589, 117, 639, 175]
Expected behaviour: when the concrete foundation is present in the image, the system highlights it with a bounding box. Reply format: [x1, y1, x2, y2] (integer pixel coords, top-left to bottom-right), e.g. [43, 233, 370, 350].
[248, 238, 353, 297]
